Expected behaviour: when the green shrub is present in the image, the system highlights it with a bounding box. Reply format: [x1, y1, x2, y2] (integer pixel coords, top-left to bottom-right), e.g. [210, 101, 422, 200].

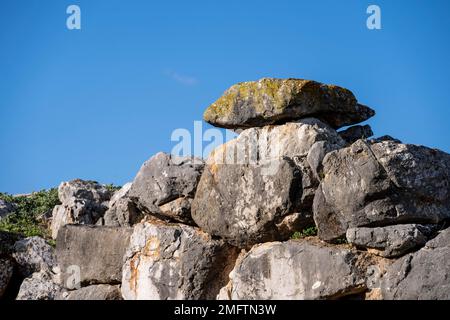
[104, 183, 122, 193]
[291, 226, 318, 239]
[0, 189, 60, 239]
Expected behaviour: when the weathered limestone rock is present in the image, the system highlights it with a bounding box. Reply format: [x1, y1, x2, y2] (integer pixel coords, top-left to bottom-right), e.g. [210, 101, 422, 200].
[121, 218, 239, 300]
[13, 236, 56, 277]
[57, 179, 111, 204]
[0, 258, 14, 298]
[61, 284, 122, 300]
[158, 197, 194, 224]
[128, 152, 204, 224]
[51, 179, 112, 239]
[193, 159, 302, 247]
[314, 139, 450, 241]
[203, 78, 375, 129]
[16, 270, 63, 300]
[56, 225, 132, 287]
[381, 228, 450, 299]
[346, 224, 432, 258]
[218, 240, 366, 300]
[103, 183, 142, 227]
[338, 124, 373, 143]
[0, 199, 15, 220]
[192, 119, 346, 247]
[306, 140, 344, 180]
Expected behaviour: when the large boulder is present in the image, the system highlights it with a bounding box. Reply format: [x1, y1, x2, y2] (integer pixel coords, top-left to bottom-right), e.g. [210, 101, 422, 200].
[51, 179, 112, 239]
[314, 139, 450, 241]
[218, 240, 367, 300]
[193, 158, 302, 247]
[203, 78, 375, 130]
[57, 179, 111, 204]
[11, 237, 64, 300]
[121, 218, 239, 300]
[12, 236, 56, 277]
[56, 225, 132, 288]
[381, 228, 450, 299]
[103, 183, 142, 227]
[128, 152, 204, 224]
[192, 119, 346, 247]
[346, 224, 433, 258]
[16, 270, 63, 300]
[0, 199, 15, 220]
[0, 258, 14, 299]
[61, 284, 122, 300]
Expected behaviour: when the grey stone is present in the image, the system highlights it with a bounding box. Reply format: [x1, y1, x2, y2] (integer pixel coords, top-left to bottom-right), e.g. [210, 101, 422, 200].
[13, 236, 56, 277]
[218, 240, 366, 300]
[121, 218, 239, 300]
[0, 199, 15, 220]
[56, 225, 132, 287]
[306, 140, 343, 180]
[381, 228, 450, 299]
[16, 270, 63, 300]
[346, 224, 432, 258]
[370, 135, 402, 144]
[158, 197, 194, 224]
[0, 258, 14, 298]
[338, 125, 373, 143]
[51, 179, 112, 239]
[314, 139, 450, 241]
[128, 152, 204, 224]
[61, 284, 122, 300]
[58, 179, 111, 204]
[203, 78, 375, 129]
[103, 183, 143, 227]
[192, 119, 346, 247]
[193, 158, 303, 247]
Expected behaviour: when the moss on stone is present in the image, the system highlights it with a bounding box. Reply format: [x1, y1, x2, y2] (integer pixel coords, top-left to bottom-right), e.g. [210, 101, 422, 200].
[203, 77, 365, 129]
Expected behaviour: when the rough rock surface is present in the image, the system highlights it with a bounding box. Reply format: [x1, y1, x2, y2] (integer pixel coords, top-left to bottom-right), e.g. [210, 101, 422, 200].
[338, 124, 373, 143]
[0, 199, 15, 220]
[13, 236, 56, 277]
[57, 179, 111, 204]
[0, 258, 14, 298]
[193, 158, 302, 247]
[56, 225, 132, 287]
[346, 224, 432, 258]
[103, 183, 142, 227]
[192, 119, 346, 247]
[381, 228, 450, 299]
[51, 179, 112, 239]
[128, 152, 204, 224]
[61, 284, 122, 300]
[218, 240, 366, 300]
[121, 218, 239, 300]
[16, 270, 63, 300]
[314, 139, 450, 241]
[158, 197, 194, 224]
[203, 78, 375, 129]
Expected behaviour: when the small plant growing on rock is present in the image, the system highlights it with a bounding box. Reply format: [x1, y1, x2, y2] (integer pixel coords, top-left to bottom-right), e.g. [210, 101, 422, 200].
[104, 183, 122, 193]
[291, 226, 318, 239]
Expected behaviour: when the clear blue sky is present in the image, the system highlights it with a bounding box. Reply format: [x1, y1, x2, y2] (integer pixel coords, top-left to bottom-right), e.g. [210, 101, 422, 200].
[1, 0, 450, 194]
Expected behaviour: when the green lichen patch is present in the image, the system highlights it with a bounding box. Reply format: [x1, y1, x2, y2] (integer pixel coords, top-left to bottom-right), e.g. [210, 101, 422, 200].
[203, 78, 365, 129]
